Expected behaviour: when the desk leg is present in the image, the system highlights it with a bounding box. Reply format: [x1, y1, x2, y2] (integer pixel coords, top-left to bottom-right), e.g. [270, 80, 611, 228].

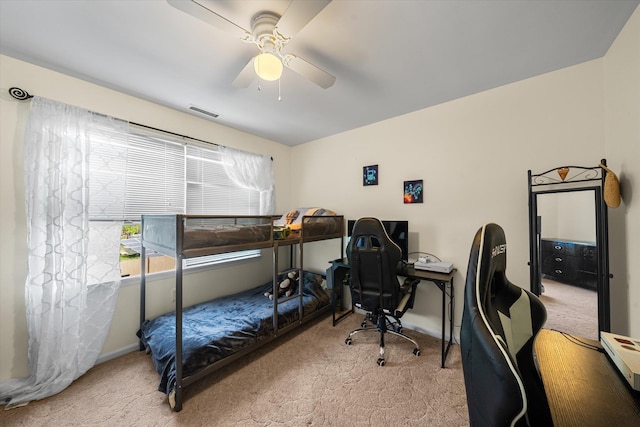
[441, 281, 446, 368]
[439, 278, 454, 368]
[447, 279, 454, 367]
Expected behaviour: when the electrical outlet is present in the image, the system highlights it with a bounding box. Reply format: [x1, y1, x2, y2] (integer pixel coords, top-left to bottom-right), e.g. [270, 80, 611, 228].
[171, 288, 176, 302]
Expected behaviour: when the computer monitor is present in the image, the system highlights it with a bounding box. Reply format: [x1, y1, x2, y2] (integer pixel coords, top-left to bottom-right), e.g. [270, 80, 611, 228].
[347, 219, 409, 261]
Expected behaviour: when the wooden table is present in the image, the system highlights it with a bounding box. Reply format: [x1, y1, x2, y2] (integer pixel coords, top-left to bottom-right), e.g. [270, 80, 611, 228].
[535, 329, 640, 426]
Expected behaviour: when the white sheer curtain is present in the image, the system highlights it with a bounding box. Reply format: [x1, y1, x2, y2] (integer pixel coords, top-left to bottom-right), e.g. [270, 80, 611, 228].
[220, 146, 275, 215]
[0, 97, 126, 409]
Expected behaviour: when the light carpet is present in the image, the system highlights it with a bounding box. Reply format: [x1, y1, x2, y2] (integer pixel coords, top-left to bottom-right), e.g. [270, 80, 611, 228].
[0, 314, 469, 426]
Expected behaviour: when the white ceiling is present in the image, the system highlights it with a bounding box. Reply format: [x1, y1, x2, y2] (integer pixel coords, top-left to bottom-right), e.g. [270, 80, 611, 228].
[1, 0, 638, 146]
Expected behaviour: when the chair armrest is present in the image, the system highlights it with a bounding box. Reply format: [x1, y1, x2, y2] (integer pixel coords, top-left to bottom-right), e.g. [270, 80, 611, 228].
[396, 278, 420, 316]
[401, 277, 420, 291]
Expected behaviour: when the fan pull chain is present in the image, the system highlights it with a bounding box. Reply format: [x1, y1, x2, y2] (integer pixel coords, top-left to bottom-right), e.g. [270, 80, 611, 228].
[278, 78, 282, 101]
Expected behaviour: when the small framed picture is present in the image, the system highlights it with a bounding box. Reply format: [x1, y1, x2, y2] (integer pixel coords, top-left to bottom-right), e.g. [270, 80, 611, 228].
[363, 165, 378, 186]
[404, 180, 423, 203]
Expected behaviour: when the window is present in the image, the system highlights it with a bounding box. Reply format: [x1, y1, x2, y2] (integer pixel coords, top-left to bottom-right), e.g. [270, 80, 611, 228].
[89, 125, 263, 278]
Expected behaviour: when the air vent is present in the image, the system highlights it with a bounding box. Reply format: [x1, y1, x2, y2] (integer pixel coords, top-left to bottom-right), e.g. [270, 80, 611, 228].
[188, 105, 219, 118]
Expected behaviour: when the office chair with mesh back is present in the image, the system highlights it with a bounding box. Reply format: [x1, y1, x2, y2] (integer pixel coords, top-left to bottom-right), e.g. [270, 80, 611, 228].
[345, 217, 420, 366]
[461, 223, 552, 426]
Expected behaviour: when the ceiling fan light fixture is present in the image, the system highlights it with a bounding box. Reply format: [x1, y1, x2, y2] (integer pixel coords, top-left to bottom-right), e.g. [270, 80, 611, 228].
[254, 52, 283, 81]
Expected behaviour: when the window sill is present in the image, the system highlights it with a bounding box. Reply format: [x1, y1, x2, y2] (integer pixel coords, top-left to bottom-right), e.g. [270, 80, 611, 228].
[118, 252, 261, 288]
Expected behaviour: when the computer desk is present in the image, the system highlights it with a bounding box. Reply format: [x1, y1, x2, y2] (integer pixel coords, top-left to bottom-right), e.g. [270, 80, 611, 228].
[327, 258, 456, 368]
[534, 329, 640, 426]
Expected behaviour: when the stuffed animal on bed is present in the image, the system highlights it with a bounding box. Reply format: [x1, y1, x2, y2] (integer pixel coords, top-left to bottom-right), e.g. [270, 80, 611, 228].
[264, 270, 299, 300]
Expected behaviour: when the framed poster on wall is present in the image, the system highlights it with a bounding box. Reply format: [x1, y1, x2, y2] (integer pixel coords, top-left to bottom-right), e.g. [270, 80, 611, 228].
[404, 180, 423, 203]
[363, 165, 378, 186]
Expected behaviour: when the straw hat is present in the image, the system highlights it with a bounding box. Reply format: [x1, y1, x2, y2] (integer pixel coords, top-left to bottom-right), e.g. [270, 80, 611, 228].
[599, 163, 621, 208]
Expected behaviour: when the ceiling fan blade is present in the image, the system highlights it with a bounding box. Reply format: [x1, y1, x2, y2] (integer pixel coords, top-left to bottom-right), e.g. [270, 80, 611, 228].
[275, 0, 331, 38]
[167, 0, 249, 38]
[232, 57, 256, 88]
[283, 55, 335, 89]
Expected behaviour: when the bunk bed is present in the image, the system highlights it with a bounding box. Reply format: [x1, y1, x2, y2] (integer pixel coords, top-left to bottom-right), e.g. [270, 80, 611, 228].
[137, 213, 344, 411]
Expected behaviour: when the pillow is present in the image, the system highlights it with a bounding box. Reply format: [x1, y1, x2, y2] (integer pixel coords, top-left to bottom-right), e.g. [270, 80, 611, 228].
[302, 272, 330, 306]
[275, 207, 336, 231]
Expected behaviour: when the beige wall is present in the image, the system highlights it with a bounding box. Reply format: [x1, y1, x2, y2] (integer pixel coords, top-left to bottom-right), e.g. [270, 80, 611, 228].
[604, 7, 640, 337]
[292, 8, 640, 339]
[291, 57, 607, 337]
[0, 55, 292, 380]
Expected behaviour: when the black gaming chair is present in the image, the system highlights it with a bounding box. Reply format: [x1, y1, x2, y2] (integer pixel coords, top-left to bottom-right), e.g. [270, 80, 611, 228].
[461, 223, 552, 426]
[345, 217, 420, 366]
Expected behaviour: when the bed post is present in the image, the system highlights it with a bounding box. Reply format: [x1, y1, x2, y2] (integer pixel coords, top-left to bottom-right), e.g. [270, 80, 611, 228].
[272, 238, 279, 334]
[139, 243, 146, 351]
[298, 240, 304, 321]
[175, 217, 185, 411]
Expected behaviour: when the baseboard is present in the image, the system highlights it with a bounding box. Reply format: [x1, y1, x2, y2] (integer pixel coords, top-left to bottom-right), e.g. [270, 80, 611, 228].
[96, 343, 139, 365]
[401, 320, 458, 344]
[94, 319, 457, 367]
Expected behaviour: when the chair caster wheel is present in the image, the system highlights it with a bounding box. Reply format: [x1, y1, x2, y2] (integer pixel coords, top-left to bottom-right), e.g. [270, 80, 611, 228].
[361, 321, 367, 328]
[345, 338, 352, 345]
[413, 348, 420, 356]
[377, 358, 385, 366]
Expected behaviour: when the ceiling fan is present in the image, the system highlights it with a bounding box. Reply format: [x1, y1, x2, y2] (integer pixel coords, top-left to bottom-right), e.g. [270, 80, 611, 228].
[167, 0, 336, 89]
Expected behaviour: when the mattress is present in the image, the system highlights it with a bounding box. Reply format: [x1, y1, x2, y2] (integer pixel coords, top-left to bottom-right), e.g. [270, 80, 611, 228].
[138, 271, 330, 395]
[182, 223, 272, 250]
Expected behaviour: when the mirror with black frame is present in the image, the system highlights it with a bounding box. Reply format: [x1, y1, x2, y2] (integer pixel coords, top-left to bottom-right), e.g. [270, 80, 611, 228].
[528, 161, 611, 340]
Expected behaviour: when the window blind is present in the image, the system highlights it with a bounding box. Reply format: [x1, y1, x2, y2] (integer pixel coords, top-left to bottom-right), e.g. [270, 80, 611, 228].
[88, 121, 128, 220]
[186, 145, 257, 215]
[89, 126, 262, 272]
[124, 133, 185, 219]
[91, 129, 262, 219]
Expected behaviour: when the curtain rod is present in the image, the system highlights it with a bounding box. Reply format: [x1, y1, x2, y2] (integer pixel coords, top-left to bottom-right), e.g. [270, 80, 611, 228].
[8, 86, 221, 149]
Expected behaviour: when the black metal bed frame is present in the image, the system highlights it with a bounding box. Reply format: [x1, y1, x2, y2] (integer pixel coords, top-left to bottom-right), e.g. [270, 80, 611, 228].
[138, 214, 344, 411]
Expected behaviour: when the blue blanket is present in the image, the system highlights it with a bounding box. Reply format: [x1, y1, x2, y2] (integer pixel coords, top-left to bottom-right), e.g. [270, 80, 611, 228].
[138, 272, 330, 395]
